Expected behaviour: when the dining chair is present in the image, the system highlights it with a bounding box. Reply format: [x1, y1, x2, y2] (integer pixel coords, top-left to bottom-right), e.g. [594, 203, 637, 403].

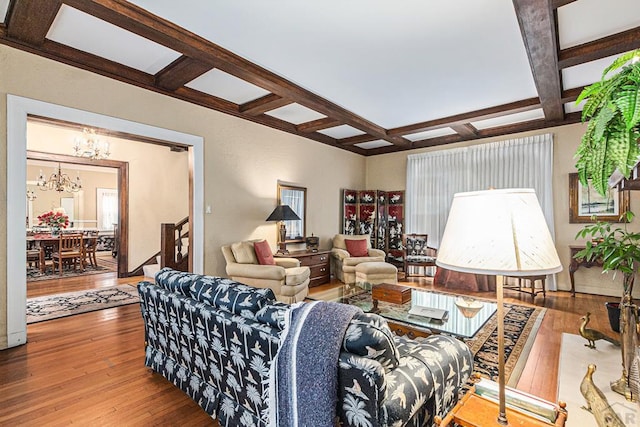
[52, 233, 84, 276]
[26, 249, 40, 270]
[83, 230, 99, 268]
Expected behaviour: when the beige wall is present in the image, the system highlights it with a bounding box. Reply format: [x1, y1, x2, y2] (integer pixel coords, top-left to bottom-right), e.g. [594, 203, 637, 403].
[26, 121, 190, 268]
[0, 45, 366, 348]
[27, 163, 117, 227]
[366, 124, 640, 297]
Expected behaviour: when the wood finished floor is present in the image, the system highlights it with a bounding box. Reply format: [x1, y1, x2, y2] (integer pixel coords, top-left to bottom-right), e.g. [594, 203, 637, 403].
[0, 272, 615, 425]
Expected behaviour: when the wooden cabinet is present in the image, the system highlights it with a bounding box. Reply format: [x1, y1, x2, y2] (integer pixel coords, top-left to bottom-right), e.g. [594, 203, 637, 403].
[275, 249, 330, 288]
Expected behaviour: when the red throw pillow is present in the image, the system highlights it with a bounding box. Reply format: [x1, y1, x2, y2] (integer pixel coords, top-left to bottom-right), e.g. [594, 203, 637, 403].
[253, 240, 275, 265]
[345, 239, 369, 257]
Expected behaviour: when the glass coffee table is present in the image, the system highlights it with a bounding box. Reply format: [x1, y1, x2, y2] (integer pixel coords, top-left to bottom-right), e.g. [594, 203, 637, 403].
[309, 284, 497, 339]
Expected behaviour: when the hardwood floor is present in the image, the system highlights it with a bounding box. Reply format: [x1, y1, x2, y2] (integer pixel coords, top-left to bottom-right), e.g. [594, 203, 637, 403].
[0, 273, 616, 425]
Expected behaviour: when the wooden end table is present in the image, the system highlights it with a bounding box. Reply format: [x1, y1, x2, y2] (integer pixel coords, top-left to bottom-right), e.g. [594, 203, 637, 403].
[435, 385, 567, 427]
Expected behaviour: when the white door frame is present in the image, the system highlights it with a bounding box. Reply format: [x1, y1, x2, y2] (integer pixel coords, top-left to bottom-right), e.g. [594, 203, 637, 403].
[7, 94, 204, 348]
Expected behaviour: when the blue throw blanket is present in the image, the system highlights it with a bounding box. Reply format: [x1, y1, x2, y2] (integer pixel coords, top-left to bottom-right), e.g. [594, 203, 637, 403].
[269, 301, 362, 427]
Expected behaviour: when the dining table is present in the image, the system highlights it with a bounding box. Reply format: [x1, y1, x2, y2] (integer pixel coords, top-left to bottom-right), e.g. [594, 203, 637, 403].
[27, 233, 97, 274]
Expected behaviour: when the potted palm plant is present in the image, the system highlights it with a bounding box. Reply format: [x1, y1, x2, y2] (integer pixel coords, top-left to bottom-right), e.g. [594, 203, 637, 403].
[574, 49, 640, 402]
[574, 213, 639, 401]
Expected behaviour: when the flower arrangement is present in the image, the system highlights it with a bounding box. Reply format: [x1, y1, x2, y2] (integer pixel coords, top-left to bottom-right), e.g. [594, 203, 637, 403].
[37, 211, 70, 229]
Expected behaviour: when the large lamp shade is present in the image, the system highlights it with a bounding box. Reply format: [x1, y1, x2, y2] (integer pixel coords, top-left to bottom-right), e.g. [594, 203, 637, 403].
[436, 188, 561, 425]
[436, 188, 562, 276]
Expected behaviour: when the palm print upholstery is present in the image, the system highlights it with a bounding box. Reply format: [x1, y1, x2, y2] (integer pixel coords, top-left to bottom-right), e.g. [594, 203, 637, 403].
[138, 268, 473, 426]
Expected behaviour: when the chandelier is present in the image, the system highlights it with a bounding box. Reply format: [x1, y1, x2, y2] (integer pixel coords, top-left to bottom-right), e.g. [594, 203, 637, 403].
[36, 163, 82, 193]
[73, 127, 110, 160]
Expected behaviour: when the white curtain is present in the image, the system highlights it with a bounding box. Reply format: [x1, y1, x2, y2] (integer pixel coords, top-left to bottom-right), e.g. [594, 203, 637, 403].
[406, 133, 557, 289]
[282, 189, 304, 239]
[97, 188, 118, 230]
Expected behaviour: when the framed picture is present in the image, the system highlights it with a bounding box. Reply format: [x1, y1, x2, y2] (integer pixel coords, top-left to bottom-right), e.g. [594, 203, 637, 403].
[569, 173, 629, 223]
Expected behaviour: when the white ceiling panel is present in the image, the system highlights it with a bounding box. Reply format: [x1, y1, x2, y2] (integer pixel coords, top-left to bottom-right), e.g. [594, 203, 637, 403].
[471, 109, 545, 130]
[404, 127, 456, 142]
[128, 0, 538, 128]
[186, 69, 270, 104]
[317, 125, 365, 139]
[561, 53, 632, 90]
[355, 140, 393, 150]
[564, 101, 584, 114]
[265, 103, 326, 125]
[47, 5, 181, 74]
[0, 0, 9, 23]
[558, 0, 640, 49]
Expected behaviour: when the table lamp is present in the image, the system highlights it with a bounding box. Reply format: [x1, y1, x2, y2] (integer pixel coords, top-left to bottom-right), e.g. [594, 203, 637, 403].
[266, 204, 301, 254]
[436, 188, 562, 425]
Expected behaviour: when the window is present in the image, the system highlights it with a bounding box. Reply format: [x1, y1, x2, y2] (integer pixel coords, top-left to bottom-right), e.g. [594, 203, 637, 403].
[97, 188, 118, 230]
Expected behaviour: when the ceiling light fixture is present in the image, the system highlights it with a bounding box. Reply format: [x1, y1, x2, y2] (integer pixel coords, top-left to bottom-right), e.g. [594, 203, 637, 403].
[36, 163, 82, 193]
[73, 127, 110, 160]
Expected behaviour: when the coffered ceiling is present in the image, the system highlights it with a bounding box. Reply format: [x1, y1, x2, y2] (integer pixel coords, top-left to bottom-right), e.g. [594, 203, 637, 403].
[1, 0, 639, 155]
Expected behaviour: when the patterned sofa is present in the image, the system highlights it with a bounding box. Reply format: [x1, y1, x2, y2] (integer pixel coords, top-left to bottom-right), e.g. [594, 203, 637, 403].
[138, 268, 473, 426]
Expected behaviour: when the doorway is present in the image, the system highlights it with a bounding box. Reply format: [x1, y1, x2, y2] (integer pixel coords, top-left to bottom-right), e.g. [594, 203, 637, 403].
[26, 150, 129, 279]
[7, 95, 205, 348]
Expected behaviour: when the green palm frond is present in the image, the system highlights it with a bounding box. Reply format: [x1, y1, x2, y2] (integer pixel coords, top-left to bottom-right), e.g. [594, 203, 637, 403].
[576, 80, 602, 104]
[592, 104, 616, 141]
[581, 75, 627, 120]
[602, 50, 640, 79]
[575, 51, 640, 196]
[614, 85, 640, 130]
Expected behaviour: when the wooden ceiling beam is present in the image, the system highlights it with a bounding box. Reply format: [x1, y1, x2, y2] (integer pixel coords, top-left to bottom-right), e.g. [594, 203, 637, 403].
[450, 123, 478, 138]
[62, 0, 409, 147]
[513, 0, 564, 121]
[239, 94, 292, 116]
[476, 111, 582, 137]
[551, 0, 576, 8]
[388, 97, 540, 136]
[155, 55, 214, 91]
[0, 35, 366, 154]
[368, 112, 583, 155]
[6, 0, 62, 46]
[558, 27, 640, 69]
[297, 117, 342, 133]
[338, 134, 378, 146]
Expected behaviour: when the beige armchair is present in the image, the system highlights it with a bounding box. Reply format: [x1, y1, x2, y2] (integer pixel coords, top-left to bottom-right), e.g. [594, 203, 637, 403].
[221, 240, 310, 304]
[331, 234, 386, 284]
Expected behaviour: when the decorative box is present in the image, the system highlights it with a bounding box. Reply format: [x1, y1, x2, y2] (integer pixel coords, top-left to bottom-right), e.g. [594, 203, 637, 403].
[372, 283, 411, 305]
[305, 235, 319, 252]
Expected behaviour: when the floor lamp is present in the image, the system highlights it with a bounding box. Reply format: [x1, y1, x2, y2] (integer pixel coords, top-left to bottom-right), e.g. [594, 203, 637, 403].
[436, 188, 562, 425]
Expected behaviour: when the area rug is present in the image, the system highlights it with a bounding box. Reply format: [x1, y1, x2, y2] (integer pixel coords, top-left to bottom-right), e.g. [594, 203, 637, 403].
[558, 333, 637, 427]
[465, 302, 545, 387]
[27, 263, 114, 282]
[343, 291, 545, 386]
[26, 285, 139, 324]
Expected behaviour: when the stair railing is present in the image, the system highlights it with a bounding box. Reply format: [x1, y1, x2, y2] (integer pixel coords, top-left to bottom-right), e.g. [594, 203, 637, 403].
[160, 217, 190, 271]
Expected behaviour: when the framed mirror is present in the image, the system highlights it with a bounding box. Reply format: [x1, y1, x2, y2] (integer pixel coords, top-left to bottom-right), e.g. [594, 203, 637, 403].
[278, 183, 306, 242]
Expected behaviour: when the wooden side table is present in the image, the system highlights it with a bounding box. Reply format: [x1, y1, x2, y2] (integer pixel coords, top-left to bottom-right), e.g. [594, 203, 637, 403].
[569, 244, 603, 297]
[435, 385, 567, 427]
[274, 249, 330, 287]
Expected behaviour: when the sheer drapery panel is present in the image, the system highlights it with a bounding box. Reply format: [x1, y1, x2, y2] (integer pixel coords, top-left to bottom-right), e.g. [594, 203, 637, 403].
[406, 133, 557, 290]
